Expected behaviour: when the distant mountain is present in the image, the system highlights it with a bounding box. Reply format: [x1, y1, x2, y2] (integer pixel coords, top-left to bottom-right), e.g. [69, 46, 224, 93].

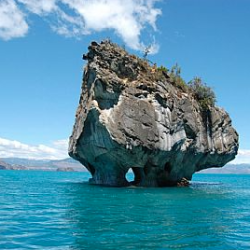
[199, 164, 250, 174]
[0, 158, 87, 172]
[0, 160, 12, 170]
[1, 157, 249, 174]
[1, 158, 50, 167]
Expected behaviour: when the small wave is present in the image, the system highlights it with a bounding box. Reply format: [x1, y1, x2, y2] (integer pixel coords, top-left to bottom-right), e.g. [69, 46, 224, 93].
[190, 181, 222, 186]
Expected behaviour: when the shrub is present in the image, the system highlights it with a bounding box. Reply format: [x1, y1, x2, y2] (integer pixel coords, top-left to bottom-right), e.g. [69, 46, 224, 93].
[153, 66, 168, 82]
[157, 66, 168, 73]
[188, 77, 216, 110]
[142, 59, 216, 110]
[168, 64, 188, 92]
[175, 76, 188, 92]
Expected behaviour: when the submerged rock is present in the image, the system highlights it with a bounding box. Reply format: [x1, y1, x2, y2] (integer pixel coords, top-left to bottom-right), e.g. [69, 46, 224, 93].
[68, 40, 239, 187]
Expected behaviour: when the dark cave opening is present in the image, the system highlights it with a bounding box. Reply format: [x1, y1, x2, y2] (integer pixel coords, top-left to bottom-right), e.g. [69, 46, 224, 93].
[164, 162, 172, 174]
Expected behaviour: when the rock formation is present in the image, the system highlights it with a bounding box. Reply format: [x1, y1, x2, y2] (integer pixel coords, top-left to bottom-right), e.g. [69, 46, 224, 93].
[68, 40, 239, 187]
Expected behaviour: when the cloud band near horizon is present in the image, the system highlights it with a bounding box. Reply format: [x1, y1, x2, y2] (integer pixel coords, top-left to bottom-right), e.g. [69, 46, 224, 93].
[0, 137, 68, 160]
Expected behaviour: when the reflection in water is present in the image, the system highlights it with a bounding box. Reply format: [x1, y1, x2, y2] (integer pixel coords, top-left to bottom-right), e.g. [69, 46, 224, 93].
[62, 175, 249, 250]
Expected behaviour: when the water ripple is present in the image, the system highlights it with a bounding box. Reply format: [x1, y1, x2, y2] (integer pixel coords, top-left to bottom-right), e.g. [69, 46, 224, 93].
[0, 171, 250, 249]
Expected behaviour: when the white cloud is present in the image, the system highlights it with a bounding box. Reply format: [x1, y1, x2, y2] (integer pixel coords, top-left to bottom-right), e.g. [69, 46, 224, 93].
[0, 137, 68, 160]
[17, 0, 57, 15]
[0, 0, 161, 52]
[60, 0, 161, 51]
[0, 0, 28, 40]
[231, 149, 250, 164]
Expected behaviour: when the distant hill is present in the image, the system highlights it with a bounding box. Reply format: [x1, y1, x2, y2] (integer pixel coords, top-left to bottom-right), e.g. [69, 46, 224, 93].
[1, 157, 249, 174]
[1, 158, 50, 167]
[0, 160, 12, 170]
[0, 158, 87, 172]
[198, 164, 250, 174]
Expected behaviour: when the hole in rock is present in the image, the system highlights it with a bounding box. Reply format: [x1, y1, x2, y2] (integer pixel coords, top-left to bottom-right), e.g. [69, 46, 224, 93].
[125, 167, 142, 185]
[125, 168, 134, 183]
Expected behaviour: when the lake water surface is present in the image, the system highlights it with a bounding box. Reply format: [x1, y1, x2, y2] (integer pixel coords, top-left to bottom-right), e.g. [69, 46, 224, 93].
[0, 170, 249, 249]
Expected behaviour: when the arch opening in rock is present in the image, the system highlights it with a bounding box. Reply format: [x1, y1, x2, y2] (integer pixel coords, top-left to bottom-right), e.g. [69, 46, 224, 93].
[125, 167, 144, 186]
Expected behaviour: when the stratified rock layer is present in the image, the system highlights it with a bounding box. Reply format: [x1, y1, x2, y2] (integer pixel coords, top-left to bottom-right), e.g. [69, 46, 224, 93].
[69, 41, 239, 187]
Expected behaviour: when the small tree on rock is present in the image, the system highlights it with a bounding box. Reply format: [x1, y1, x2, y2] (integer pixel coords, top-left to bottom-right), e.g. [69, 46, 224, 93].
[188, 77, 216, 110]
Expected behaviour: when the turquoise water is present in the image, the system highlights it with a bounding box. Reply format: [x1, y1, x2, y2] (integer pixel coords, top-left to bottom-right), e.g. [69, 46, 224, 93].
[0, 171, 250, 249]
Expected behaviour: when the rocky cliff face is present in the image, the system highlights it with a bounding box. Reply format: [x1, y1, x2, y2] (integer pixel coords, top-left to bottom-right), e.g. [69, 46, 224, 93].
[68, 41, 239, 187]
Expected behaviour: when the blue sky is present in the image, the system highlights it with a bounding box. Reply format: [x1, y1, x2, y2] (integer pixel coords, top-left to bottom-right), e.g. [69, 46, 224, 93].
[0, 0, 249, 162]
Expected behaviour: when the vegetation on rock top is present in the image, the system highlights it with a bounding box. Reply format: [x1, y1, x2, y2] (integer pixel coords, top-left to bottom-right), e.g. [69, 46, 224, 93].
[88, 39, 217, 111]
[139, 57, 216, 111]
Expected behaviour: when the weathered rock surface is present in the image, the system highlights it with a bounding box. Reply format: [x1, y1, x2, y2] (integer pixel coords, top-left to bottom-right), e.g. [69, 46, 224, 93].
[69, 40, 239, 187]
